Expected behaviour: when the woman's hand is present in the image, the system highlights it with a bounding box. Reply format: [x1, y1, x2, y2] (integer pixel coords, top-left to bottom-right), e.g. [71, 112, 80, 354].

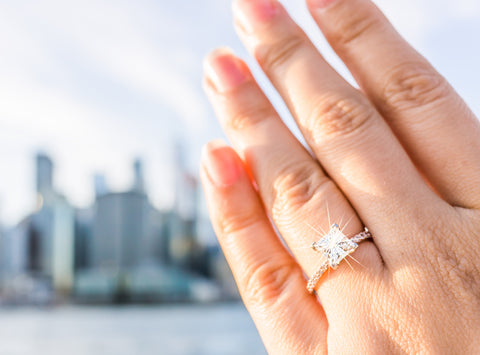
[200, 0, 480, 353]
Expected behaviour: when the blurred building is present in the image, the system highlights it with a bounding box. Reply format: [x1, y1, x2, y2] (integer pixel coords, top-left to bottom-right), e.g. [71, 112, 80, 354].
[36, 154, 54, 198]
[0, 154, 75, 303]
[132, 158, 145, 192]
[92, 191, 148, 269]
[91, 160, 166, 270]
[169, 143, 199, 268]
[75, 158, 187, 303]
[0, 150, 236, 305]
[30, 154, 75, 294]
[50, 196, 75, 294]
[73, 208, 93, 271]
[1, 218, 29, 276]
[93, 174, 108, 198]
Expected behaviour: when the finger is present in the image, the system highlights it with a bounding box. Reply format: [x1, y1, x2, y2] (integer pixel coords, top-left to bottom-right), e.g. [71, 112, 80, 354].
[307, 0, 480, 208]
[232, 0, 442, 258]
[203, 49, 382, 290]
[200, 140, 327, 355]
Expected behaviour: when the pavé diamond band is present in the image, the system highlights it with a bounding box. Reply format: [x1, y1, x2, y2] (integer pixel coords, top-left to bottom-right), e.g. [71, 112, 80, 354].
[307, 224, 372, 294]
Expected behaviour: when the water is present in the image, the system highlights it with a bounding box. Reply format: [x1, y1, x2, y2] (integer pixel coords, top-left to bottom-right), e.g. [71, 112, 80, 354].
[0, 303, 267, 355]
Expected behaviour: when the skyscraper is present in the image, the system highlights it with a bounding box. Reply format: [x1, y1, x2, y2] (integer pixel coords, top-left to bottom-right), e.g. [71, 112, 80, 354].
[169, 141, 199, 268]
[36, 153, 53, 199]
[91, 191, 148, 269]
[91, 160, 163, 270]
[31, 153, 75, 293]
[94, 174, 108, 198]
[132, 158, 145, 193]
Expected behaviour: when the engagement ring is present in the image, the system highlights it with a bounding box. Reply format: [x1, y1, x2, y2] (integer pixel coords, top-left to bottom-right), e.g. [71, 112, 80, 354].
[307, 224, 372, 293]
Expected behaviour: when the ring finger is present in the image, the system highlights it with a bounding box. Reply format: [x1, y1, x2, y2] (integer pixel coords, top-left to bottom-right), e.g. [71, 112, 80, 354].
[203, 48, 382, 299]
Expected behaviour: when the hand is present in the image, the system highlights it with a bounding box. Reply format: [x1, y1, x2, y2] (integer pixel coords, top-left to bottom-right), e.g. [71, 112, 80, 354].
[200, 0, 480, 353]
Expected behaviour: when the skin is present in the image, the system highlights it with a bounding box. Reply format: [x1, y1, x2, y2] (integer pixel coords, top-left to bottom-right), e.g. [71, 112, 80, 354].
[200, 0, 480, 353]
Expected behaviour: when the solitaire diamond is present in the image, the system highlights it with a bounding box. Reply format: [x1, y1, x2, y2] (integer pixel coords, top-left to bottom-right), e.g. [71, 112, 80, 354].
[307, 224, 371, 293]
[312, 224, 358, 269]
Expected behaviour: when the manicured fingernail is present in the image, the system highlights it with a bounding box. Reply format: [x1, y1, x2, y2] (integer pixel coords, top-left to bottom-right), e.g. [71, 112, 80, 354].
[233, 0, 278, 33]
[307, 0, 337, 9]
[204, 48, 250, 93]
[202, 140, 241, 187]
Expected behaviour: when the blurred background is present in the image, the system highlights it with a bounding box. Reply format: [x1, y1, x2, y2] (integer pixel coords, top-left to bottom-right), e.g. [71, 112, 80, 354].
[0, 0, 479, 354]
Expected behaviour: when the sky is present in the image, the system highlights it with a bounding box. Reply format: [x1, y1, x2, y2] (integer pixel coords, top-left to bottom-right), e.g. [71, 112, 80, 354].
[0, 0, 479, 226]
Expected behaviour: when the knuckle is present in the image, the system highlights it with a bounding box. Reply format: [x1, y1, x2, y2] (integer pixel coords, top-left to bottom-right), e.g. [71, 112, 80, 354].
[255, 34, 304, 75]
[272, 161, 332, 217]
[380, 62, 451, 111]
[416, 210, 453, 260]
[243, 260, 298, 306]
[226, 104, 273, 132]
[420, 216, 480, 304]
[329, 11, 381, 48]
[435, 247, 480, 305]
[308, 95, 375, 140]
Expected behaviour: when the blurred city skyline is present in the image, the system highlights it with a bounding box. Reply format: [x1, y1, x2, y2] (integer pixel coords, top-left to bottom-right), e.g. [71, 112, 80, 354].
[1, 0, 480, 227]
[0, 150, 238, 305]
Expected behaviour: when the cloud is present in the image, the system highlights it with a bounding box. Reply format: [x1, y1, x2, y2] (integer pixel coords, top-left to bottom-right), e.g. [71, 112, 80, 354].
[0, 0, 479, 225]
[0, 0, 214, 224]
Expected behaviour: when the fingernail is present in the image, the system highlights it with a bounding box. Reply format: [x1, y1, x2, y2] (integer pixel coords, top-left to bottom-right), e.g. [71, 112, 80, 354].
[233, 0, 278, 33]
[204, 48, 250, 93]
[307, 0, 337, 9]
[202, 140, 241, 187]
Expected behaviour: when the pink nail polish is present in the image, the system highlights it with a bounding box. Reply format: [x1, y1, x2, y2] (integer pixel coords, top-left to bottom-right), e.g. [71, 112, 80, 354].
[204, 48, 250, 93]
[308, 0, 337, 9]
[233, 0, 278, 33]
[202, 140, 241, 187]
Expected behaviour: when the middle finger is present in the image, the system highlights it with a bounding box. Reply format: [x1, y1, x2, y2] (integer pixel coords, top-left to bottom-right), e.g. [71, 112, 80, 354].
[233, 0, 442, 265]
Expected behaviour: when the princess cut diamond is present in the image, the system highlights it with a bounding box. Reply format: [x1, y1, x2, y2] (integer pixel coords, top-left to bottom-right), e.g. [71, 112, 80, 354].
[312, 224, 358, 269]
